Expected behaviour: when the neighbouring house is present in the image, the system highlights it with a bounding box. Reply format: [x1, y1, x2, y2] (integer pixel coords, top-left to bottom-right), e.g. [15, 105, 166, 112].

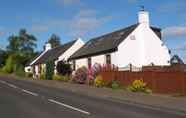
[26, 38, 84, 78]
[69, 10, 171, 70]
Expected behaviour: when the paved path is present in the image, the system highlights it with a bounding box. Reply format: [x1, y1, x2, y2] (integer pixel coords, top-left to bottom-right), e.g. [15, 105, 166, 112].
[0, 75, 186, 118]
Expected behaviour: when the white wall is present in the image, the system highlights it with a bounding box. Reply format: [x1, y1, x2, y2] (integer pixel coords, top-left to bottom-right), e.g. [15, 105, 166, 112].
[117, 24, 170, 68]
[74, 55, 106, 70]
[75, 58, 88, 69]
[24, 66, 33, 73]
[116, 26, 142, 68]
[142, 25, 170, 66]
[92, 55, 105, 66]
[58, 39, 84, 61]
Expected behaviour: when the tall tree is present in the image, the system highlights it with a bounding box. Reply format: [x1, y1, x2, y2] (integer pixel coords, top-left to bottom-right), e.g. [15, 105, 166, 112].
[48, 34, 61, 48]
[6, 29, 37, 66]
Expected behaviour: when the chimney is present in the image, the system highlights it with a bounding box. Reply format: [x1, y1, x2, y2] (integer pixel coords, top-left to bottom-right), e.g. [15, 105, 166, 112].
[138, 8, 150, 26]
[44, 43, 52, 51]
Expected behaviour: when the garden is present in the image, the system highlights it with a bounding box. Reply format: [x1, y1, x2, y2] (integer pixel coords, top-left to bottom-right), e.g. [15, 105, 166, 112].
[41, 60, 152, 94]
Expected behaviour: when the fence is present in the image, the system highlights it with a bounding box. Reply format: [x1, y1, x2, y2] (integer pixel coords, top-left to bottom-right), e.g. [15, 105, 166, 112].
[100, 64, 186, 95]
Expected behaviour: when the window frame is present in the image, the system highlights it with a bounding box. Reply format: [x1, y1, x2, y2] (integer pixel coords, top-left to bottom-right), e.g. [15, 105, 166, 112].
[106, 54, 111, 65]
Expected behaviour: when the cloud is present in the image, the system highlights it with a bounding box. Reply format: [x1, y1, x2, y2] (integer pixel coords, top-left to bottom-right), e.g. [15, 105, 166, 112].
[67, 9, 111, 37]
[31, 25, 50, 33]
[162, 26, 186, 38]
[29, 9, 111, 37]
[158, 1, 186, 13]
[0, 27, 5, 36]
[174, 43, 186, 51]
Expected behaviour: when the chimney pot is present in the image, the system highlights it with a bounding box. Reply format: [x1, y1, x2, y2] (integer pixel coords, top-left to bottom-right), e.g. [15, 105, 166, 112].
[44, 43, 52, 51]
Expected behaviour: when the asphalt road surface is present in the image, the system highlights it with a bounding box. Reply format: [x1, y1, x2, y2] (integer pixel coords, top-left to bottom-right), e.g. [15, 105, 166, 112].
[0, 76, 186, 118]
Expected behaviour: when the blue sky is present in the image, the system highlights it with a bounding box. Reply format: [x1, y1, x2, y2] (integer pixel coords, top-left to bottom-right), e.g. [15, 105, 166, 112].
[0, 0, 186, 60]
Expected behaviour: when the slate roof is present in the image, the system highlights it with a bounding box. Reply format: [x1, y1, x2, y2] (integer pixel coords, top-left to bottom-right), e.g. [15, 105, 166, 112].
[31, 40, 77, 65]
[69, 24, 161, 60]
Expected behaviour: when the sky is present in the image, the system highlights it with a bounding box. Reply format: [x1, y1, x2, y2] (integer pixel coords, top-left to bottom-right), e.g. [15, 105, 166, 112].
[0, 0, 186, 60]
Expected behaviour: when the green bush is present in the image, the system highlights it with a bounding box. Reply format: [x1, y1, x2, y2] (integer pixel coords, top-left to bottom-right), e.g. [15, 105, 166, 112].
[40, 73, 45, 80]
[45, 59, 54, 80]
[53, 74, 70, 82]
[94, 75, 105, 87]
[2, 55, 14, 73]
[15, 64, 25, 77]
[111, 80, 120, 90]
[127, 79, 152, 94]
[26, 72, 33, 78]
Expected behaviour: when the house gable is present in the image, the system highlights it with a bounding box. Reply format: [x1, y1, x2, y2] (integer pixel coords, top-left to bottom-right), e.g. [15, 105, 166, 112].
[115, 24, 170, 68]
[30, 40, 78, 66]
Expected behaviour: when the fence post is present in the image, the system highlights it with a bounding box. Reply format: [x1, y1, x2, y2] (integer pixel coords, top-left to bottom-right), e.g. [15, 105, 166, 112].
[129, 63, 132, 72]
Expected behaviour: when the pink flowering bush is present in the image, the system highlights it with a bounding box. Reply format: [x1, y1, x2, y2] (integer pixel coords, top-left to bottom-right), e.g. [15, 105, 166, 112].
[72, 67, 88, 84]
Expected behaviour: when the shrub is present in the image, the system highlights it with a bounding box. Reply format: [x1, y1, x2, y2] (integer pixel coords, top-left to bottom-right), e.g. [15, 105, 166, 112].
[45, 59, 54, 80]
[72, 67, 87, 84]
[2, 55, 14, 73]
[15, 64, 25, 77]
[56, 61, 72, 76]
[40, 73, 45, 80]
[127, 79, 152, 94]
[26, 72, 33, 78]
[94, 75, 105, 87]
[53, 74, 70, 82]
[111, 80, 120, 90]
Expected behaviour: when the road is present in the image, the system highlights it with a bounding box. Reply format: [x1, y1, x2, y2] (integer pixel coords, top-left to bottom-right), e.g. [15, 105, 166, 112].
[0, 76, 185, 118]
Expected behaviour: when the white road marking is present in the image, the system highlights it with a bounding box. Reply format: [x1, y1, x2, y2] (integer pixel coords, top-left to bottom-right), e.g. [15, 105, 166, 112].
[0, 80, 6, 84]
[48, 99, 90, 115]
[22, 89, 38, 97]
[7, 83, 18, 89]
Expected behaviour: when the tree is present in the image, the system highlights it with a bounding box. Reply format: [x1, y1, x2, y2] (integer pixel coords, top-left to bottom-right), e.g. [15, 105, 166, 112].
[48, 34, 61, 48]
[6, 29, 37, 66]
[45, 59, 55, 80]
[0, 49, 8, 67]
[2, 55, 14, 73]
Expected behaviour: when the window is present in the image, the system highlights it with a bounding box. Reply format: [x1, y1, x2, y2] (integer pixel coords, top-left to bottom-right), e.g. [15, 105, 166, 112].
[106, 54, 111, 65]
[88, 57, 92, 68]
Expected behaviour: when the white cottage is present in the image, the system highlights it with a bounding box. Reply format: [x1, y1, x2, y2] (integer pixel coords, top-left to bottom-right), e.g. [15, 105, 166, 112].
[69, 10, 171, 70]
[26, 38, 84, 78]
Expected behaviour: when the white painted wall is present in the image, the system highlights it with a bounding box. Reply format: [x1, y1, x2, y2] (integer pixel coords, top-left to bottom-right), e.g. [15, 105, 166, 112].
[58, 39, 84, 61]
[117, 23, 170, 68]
[24, 66, 33, 73]
[116, 27, 142, 68]
[92, 55, 105, 66]
[75, 58, 88, 69]
[74, 54, 111, 70]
